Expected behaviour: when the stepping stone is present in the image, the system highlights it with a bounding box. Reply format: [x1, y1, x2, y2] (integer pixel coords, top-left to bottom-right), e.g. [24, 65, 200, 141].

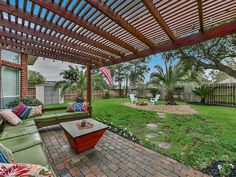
[154, 141, 171, 149]
[158, 112, 166, 118]
[146, 123, 158, 130]
[158, 131, 165, 135]
[145, 133, 159, 139]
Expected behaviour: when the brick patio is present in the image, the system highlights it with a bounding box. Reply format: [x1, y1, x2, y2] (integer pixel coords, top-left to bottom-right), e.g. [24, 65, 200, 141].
[39, 126, 210, 177]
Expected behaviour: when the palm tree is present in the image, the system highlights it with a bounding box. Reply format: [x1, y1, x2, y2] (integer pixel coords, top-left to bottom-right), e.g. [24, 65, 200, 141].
[150, 53, 188, 105]
[55, 66, 108, 102]
[54, 66, 86, 102]
[192, 85, 211, 103]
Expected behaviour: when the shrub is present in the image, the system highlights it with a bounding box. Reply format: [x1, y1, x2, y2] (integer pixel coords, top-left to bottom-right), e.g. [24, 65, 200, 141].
[6, 97, 43, 108]
[218, 163, 234, 177]
[102, 91, 110, 99]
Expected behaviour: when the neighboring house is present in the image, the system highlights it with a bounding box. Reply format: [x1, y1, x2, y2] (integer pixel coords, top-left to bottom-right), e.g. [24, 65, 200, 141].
[218, 77, 236, 84]
[0, 49, 37, 108]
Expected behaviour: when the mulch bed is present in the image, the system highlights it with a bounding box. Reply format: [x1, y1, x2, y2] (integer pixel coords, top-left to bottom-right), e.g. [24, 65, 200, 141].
[123, 102, 199, 115]
[202, 162, 236, 177]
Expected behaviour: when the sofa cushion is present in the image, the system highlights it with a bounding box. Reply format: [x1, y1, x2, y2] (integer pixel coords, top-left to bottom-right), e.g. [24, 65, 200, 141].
[4, 119, 36, 131]
[0, 125, 38, 140]
[1, 133, 42, 153]
[34, 114, 57, 123]
[13, 144, 48, 166]
[56, 111, 89, 120]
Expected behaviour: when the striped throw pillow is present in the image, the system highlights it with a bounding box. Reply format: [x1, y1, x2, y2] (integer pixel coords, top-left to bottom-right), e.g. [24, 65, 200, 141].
[19, 107, 32, 119]
[13, 103, 27, 117]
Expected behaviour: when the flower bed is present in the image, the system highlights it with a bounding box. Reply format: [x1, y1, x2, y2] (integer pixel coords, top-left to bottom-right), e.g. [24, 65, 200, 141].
[94, 117, 140, 143]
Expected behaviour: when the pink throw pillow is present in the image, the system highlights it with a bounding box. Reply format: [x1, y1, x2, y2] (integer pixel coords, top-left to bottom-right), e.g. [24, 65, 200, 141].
[82, 102, 89, 111]
[0, 111, 22, 126]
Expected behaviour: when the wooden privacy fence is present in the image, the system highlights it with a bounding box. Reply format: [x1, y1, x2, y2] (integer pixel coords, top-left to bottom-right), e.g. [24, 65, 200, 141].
[207, 83, 236, 106]
[27, 87, 36, 98]
[28, 87, 123, 100]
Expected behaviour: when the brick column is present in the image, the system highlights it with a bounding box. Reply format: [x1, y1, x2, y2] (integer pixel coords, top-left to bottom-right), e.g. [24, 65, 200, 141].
[20, 53, 28, 98]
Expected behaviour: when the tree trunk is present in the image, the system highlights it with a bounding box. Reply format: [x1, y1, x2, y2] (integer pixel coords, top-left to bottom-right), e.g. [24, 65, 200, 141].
[165, 92, 177, 105]
[119, 81, 122, 97]
[200, 97, 206, 104]
[125, 76, 129, 97]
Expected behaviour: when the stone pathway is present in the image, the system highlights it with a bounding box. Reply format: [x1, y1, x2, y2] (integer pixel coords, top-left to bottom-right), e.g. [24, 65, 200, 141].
[146, 123, 158, 130]
[154, 141, 172, 149]
[40, 126, 210, 177]
[145, 112, 172, 149]
[145, 133, 159, 139]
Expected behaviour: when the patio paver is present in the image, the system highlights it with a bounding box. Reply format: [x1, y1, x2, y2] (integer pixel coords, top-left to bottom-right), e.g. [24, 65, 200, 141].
[39, 126, 210, 177]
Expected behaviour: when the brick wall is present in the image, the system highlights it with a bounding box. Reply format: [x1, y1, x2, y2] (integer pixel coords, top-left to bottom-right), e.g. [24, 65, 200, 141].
[20, 53, 28, 97]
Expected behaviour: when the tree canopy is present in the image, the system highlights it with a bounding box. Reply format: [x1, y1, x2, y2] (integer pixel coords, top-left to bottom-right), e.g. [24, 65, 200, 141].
[174, 34, 236, 79]
[27, 69, 46, 86]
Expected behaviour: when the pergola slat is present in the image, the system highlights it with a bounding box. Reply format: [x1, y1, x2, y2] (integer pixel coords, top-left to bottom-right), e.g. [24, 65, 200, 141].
[0, 2, 121, 58]
[141, 0, 175, 41]
[85, 0, 155, 48]
[30, 0, 139, 54]
[0, 37, 95, 65]
[0, 30, 109, 64]
[0, 19, 110, 64]
[110, 19, 236, 66]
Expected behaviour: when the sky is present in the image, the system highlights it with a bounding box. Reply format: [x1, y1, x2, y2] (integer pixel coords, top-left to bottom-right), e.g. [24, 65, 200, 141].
[29, 54, 164, 83]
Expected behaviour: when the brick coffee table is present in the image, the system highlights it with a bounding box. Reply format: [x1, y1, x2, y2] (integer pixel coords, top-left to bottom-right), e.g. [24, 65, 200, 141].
[60, 118, 108, 154]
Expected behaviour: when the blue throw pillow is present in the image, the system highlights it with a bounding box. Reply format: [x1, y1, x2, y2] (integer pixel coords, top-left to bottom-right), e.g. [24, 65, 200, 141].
[0, 144, 14, 163]
[75, 103, 83, 112]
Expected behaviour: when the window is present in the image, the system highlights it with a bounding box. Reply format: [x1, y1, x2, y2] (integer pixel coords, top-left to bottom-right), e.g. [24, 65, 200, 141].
[1, 50, 21, 64]
[1, 66, 20, 106]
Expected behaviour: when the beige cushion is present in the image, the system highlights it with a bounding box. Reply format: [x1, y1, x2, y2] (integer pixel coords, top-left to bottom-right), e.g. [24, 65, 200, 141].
[28, 105, 43, 118]
[0, 111, 22, 126]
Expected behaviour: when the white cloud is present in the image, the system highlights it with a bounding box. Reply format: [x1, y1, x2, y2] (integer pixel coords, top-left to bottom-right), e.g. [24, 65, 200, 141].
[28, 57, 82, 81]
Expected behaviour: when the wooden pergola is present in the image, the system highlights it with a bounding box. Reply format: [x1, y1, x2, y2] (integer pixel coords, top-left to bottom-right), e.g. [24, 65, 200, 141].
[1, 0, 236, 115]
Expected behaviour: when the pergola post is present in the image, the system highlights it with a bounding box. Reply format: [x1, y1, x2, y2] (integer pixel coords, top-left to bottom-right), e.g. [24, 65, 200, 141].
[87, 65, 92, 117]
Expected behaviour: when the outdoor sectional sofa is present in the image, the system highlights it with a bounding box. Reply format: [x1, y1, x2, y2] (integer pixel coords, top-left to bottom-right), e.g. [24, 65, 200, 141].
[0, 110, 90, 176]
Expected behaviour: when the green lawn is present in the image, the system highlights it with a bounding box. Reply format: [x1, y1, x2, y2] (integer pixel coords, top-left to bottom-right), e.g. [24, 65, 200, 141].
[45, 98, 236, 169]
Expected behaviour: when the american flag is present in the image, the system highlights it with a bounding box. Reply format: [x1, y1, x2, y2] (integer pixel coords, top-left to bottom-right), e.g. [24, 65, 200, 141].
[100, 66, 113, 85]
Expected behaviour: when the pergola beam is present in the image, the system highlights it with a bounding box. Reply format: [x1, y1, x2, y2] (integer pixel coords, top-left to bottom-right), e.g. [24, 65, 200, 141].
[30, 0, 139, 54]
[0, 2, 120, 58]
[141, 0, 175, 41]
[85, 0, 155, 48]
[197, 0, 204, 32]
[108, 19, 236, 66]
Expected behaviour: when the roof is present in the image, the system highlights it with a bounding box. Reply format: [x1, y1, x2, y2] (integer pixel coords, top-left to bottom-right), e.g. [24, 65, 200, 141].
[0, 0, 236, 67]
[219, 77, 236, 84]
